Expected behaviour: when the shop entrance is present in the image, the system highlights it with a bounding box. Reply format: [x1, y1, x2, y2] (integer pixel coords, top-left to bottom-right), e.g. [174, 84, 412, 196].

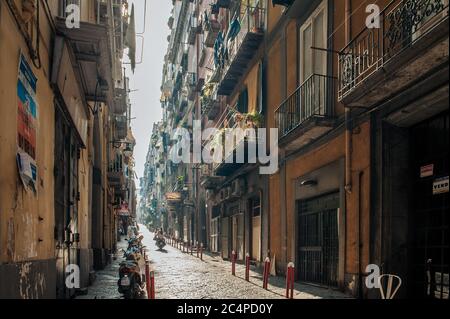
[410, 112, 449, 299]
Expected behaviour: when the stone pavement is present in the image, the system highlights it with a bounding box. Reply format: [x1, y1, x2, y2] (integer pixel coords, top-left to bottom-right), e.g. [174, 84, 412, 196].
[77, 240, 127, 299]
[142, 225, 350, 299]
[78, 224, 351, 299]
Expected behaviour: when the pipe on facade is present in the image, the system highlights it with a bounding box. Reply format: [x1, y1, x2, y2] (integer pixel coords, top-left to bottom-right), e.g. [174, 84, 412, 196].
[344, 0, 352, 194]
[357, 170, 363, 299]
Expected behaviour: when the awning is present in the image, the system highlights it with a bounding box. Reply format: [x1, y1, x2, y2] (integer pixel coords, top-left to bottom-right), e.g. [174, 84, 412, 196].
[116, 203, 130, 216]
[165, 192, 182, 203]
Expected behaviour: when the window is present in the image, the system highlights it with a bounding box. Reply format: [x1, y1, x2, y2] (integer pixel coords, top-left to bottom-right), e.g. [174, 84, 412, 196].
[299, 1, 328, 115]
[237, 87, 248, 113]
[299, 1, 327, 83]
[250, 197, 261, 217]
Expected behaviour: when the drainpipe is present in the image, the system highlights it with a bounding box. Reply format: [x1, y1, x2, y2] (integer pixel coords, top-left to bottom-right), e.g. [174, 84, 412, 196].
[345, 0, 352, 194]
[357, 171, 363, 299]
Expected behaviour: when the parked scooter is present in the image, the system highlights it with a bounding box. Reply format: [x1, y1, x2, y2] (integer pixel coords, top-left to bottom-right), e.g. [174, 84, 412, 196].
[117, 254, 145, 299]
[118, 233, 146, 299]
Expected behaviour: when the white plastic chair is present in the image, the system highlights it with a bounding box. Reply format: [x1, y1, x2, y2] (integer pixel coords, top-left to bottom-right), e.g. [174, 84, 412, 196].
[378, 274, 402, 299]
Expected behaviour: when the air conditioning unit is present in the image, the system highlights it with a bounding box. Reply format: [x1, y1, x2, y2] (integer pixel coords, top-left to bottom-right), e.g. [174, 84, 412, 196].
[224, 187, 231, 200]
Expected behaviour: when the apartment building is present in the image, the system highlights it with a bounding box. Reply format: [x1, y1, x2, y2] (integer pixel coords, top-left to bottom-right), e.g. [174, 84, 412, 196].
[142, 0, 448, 299]
[0, 0, 136, 299]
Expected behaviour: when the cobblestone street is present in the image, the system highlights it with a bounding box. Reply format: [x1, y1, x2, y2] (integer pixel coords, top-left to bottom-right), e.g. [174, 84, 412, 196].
[79, 225, 350, 299]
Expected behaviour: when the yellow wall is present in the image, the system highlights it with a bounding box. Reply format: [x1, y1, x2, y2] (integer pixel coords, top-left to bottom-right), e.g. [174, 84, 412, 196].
[0, 1, 55, 263]
[267, 3, 284, 34]
[0, 0, 97, 263]
[283, 122, 371, 274]
[266, 38, 282, 129]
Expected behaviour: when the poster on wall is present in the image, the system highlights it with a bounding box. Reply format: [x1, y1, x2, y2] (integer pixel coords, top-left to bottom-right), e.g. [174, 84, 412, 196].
[16, 53, 38, 192]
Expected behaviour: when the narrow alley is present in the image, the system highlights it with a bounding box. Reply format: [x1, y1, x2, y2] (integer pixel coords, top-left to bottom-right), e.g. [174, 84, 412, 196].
[79, 225, 349, 299]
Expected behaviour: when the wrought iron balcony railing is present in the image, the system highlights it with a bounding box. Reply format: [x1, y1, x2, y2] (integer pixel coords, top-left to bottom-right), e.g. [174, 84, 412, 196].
[338, 0, 449, 100]
[276, 74, 333, 139]
[210, 106, 262, 174]
[114, 114, 128, 140]
[214, 0, 266, 95]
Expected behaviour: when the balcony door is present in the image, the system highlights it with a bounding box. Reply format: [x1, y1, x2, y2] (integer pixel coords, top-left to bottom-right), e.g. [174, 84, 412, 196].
[299, 1, 328, 118]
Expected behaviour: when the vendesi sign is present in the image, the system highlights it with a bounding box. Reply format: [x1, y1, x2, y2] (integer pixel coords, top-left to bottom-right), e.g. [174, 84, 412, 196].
[433, 176, 449, 195]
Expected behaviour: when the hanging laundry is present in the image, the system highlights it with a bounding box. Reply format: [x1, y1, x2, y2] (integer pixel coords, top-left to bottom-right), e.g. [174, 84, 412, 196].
[227, 17, 241, 42]
[125, 3, 136, 73]
[214, 31, 224, 68]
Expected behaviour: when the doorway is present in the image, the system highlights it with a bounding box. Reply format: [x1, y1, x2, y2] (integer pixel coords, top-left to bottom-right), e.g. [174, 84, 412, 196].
[297, 192, 339, 287]
[54, 106, 80, 299]
[410, 112, 449, 299]
[249, 196, 261, 261]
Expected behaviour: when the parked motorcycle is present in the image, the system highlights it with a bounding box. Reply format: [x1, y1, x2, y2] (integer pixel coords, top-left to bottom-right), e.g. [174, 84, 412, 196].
[118, 234, 146, 299]
[117, 257, 145, 299]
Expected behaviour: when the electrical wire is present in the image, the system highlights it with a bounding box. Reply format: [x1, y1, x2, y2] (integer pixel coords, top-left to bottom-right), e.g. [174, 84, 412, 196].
[5, 0, 42, 69]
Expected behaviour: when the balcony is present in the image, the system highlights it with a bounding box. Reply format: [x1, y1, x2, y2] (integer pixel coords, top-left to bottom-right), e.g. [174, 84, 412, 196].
[183, 72, 197, 101]
[114, 115, 128, 140]
[187, 15, 200, 45]
[275, 74, 335, 151]
[201, 84, 221, 120]
[108, 159, 125, 188]
[212, 109, 262, 176]
[55, 17, 113, 106]
[338, 0, 449, 107]
[200, 164, 224, 190]
[215, 3, 265, 95]
[204, 19, 221, 48]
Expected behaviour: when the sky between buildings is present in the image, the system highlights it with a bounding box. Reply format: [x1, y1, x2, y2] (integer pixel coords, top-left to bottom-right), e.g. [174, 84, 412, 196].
[126, 0, 172, 186]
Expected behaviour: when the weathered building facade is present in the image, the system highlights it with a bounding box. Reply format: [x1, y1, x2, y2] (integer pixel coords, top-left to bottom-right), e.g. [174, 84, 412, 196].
[141, 0, 449, 299]
[0, 0, 137, 299]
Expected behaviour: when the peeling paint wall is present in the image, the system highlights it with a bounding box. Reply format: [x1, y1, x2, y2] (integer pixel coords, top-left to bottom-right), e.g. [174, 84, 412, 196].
[0, 0, 55, 267]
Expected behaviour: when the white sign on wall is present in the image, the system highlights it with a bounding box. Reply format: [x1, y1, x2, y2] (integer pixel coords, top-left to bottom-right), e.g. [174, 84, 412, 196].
[433, 176, 449, 195]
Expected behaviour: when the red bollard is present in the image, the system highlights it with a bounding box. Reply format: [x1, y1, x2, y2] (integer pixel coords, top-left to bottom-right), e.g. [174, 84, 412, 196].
[263, 257, 271, 290]
[245, 253, 250, 282]
[286, 262, 295, 299]
[196, 242, 199, 258]
[149, 271, 155, 299]
[200, 243, 203, 261]
[231, 250, 236, 276]
[145, 262, 151, 299]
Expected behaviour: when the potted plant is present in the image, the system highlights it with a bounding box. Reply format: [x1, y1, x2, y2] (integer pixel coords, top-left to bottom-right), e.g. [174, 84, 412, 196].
[246, 112, 264, 128]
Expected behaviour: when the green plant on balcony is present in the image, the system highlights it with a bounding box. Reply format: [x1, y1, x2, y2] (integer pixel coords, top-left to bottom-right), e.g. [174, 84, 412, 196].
[234, 110, 264, 128]
[245, 112, 264, 128]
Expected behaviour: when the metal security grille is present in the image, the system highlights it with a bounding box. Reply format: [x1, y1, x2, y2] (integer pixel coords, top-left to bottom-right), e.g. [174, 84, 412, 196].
[298, 192, 339, 287]
[411, 112, 449, 299]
